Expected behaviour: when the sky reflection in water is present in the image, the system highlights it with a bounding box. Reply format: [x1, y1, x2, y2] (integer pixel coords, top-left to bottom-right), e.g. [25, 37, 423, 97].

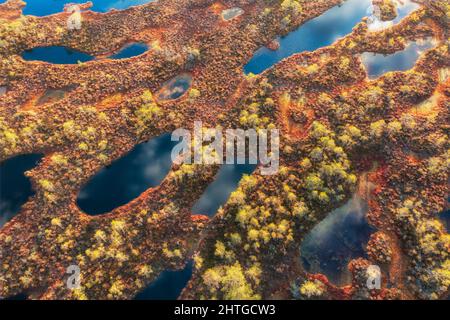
[301, 195, 375, 286]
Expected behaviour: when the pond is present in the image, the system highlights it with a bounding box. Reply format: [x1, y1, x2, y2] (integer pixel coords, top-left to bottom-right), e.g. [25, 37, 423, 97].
[0, 154, 43, 227]
[77, 134, 177, 215]
[244, 0, 373, 75]
[22, 42, 149, 64]
[440, 209, 450, 233]
[133, 164, 257, 299]
[134, 261, 192, 300]
[244, 0, 421, 75]
[155, 73, 192, 101]
[361, 38, 435, 79]
[367, 0, 420, 31]
[0, 0, 154, 16]
[300, 194, 375, 286]
[108, 42, 149, 59]
[192, 164, 257, 217]
[22, 46, 95, 64]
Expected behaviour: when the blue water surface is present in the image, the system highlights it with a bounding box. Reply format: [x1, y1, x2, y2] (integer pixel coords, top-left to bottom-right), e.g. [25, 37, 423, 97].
[244, 0, 420, 75]
[22, 42, 149, 64]
[134, 262, 193, 300]
[0, 154, 43, 227]
[22, 46, 94, 64]
[300, 195, 375, 286]
[156, 74, 193, 101]
[192, 164, 257, 217]
[361, 39, 435, 78]
[0, 0, 154, 16]
[77, 134, 177, 215]
[108, 42, 149, 59]
[244, 0, 372, 74]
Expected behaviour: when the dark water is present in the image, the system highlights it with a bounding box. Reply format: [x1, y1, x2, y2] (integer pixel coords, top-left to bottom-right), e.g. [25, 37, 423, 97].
[0, 154, 43, 227]
[134, 164, 256, 299]
[440, 210, 450, 233]
[1, 293, 28, 300]
[0, 0, 154, 16]
[134, 262, 192, 300]
[155, 74, 192, 101]
[77, 134, 177, 215]
[192, 164, 257, 217]
[108, 43, 149, 59]
[22, 46, 95, 64]
[244, 0, 372, 74]
[22, 42, 149, 64]
[361, 39, 435, 78]
[300, 195, 375, 286]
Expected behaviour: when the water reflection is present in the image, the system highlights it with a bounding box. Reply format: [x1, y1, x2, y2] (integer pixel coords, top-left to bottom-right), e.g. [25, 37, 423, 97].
[155, 74, 192, 101]
[0, 154, 43, 227]
[77, 134, 177, 215]
[244, 0, 372, 74]
[192, 164, 257, 217]
[367, 0, 419, 31]
[300, 194, 375, 286]
[22, 42, 149, 64]
[3, 0, 155, 16]
[22, 46, 94, 64]
[108, 42, 149, 60]
[440, 209, 449, 233]
[361, 39, 435, 78]
[134, 262, 192, 300]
